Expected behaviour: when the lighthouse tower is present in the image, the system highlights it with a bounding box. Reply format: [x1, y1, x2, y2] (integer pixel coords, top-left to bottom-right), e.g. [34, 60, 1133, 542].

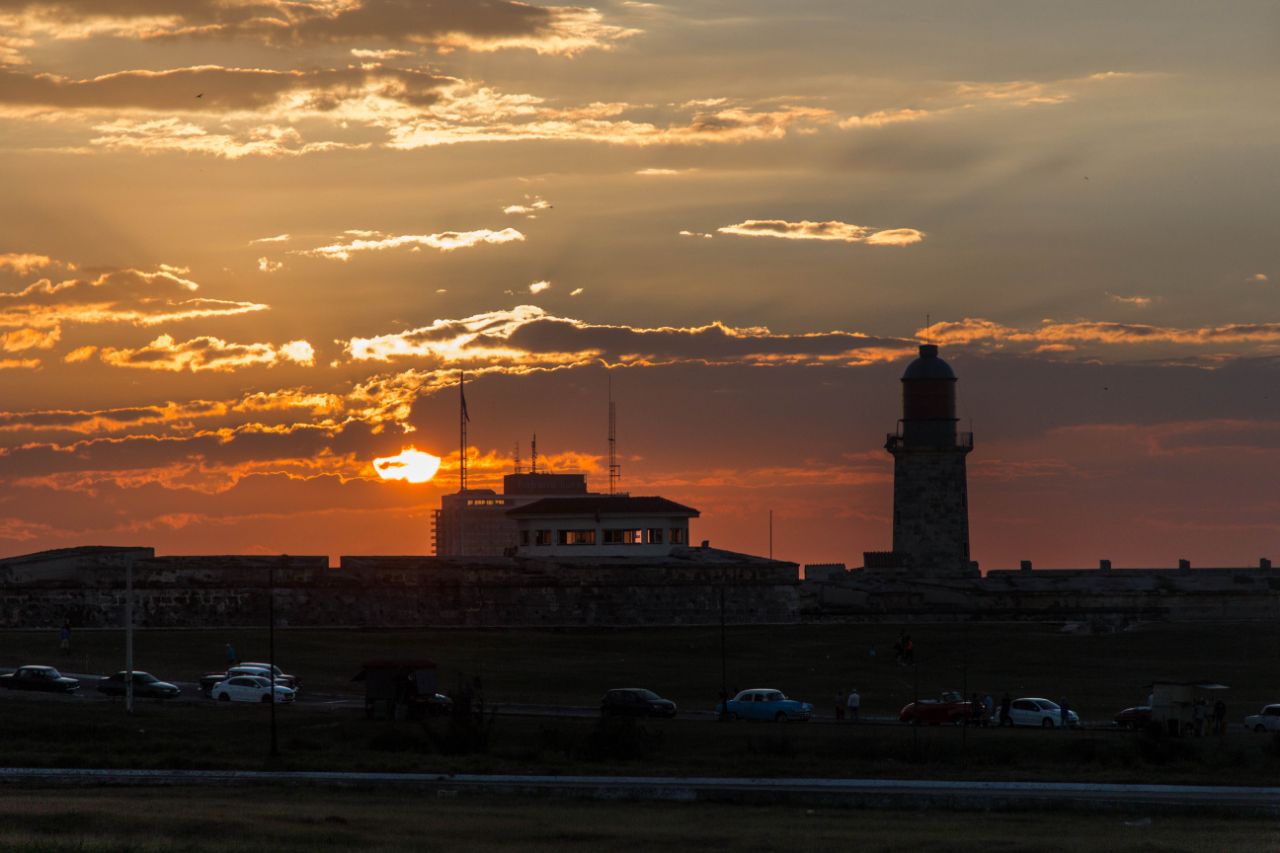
[883, 344, 976, 576]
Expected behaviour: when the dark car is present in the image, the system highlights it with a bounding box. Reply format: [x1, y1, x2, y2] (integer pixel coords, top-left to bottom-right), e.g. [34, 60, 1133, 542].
[97, 671, 181, 699]
[0, 665, 79, 693]
[1114, 705, 1152, 729]
[601, 688, 677, 718]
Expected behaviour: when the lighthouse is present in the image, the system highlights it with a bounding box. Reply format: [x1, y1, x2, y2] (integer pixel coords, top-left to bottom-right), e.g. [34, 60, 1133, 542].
[882, 343, 976, 576]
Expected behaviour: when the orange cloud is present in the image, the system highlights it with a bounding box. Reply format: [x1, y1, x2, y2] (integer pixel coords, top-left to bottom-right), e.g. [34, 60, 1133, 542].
[924, 317, 1280, 347]
[717, 219, 925, 246]
[301, 227, 525, 260]
[97, 334, 315, 372]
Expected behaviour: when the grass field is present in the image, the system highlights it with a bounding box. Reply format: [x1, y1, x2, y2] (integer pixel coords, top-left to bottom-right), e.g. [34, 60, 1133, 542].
[0, 789, 1275, 852]
[2, 622, 1279, 785]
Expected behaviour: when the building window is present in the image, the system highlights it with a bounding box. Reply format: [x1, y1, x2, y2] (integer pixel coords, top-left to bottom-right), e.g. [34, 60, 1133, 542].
[647, 528, 664, 545]
[604, 529, 642, 544]
[559, 529, 596, 546]
[535, 529, 552, 546]
[669, 527, 685, 545]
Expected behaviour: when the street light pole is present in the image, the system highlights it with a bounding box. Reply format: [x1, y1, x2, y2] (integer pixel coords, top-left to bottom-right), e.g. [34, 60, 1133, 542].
[125, 557, 134, 714]
[269, 556, 280, 758]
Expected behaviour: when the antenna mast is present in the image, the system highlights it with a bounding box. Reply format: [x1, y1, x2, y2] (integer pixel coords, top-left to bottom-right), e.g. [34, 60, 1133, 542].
[459, 371, 468, 493]
[531, 433, 538, 474]
[608, 372, 620, 495]
[513, 441, 522, 475]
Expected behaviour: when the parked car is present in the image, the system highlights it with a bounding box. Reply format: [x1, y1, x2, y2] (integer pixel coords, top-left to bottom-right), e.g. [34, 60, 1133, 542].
[200, 664, 297, 697]
[601, 688, 677, 718]
[97, 671, 181, 699]
[238, 662, 300, 690]
[211, 675, 295, 704]
[900, 691, 986, 726]
[1243, 704, 1280, 733]
[716, 688, 812, 722]
[1007, 697, 1079, 728]
[1113, 705, 1152, 729]
[0, 665, 79, 693]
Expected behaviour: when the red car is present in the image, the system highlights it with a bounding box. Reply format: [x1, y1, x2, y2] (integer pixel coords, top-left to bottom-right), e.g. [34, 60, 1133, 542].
[1113, 705, 1152, 729]
[900, 691, 987, 725]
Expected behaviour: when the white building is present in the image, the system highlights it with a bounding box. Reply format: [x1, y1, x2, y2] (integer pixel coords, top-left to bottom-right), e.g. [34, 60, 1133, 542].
[508, 496, 699, 558]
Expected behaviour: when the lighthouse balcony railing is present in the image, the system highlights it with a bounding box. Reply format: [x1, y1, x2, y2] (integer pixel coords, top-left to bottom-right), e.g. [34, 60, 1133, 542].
[884, 430, 974, 452]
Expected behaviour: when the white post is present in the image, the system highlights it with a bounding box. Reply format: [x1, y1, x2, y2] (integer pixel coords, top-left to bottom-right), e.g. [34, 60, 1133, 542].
[125, 557, 134, 714]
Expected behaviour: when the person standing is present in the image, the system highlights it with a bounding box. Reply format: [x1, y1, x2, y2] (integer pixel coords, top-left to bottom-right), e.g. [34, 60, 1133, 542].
[835, 690, 846, 721]
[846, 687, 860, 723]
[1213, 699, 1227, 736]
[1000, 692, 1012, 726]
[225, 642, 237, 667]
[1059, 697, 1070, 729]
[983, 694, 994, 727]
[58, 622, 71, 656]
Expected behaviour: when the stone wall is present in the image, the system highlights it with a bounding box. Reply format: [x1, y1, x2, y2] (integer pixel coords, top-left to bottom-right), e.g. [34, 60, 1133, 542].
[891, 449, 972, 574]
[0, 547, 801, 629]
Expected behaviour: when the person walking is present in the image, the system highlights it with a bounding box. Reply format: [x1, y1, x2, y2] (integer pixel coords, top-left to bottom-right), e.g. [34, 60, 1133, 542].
[1000, 692, 1012, 726]
[983, 694, 994, 727]
[1213, 699, 1227, 736]
[846, 687, 860, 723]
[225, 642, 237, 667]
[835, 690, 846, 721]
[1059, 697, 1070, 729]
[58, 622, 71, 656]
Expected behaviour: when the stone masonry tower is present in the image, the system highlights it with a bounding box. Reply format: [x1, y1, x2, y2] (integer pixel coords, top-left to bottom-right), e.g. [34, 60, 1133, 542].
[884, 344, 976, 576]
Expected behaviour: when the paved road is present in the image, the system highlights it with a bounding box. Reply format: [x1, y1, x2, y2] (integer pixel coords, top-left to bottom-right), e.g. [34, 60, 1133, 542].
[1, 767, 1278, 815]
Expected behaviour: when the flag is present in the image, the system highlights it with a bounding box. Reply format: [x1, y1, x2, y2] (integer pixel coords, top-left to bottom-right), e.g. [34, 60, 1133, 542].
[460, 372, 470, 423]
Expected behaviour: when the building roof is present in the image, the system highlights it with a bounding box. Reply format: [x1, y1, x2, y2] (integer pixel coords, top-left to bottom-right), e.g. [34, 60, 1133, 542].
[507, 496, 700, 518]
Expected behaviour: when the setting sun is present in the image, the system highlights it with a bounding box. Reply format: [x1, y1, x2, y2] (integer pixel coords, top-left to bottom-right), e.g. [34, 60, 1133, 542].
[373, 448, 441, 484]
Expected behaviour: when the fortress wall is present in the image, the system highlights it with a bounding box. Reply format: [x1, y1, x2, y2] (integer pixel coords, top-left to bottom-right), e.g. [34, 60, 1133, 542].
[0, 550, 800, 629]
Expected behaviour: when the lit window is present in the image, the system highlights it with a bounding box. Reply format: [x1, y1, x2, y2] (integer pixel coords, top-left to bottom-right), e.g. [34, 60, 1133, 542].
[647, 528, 664, 544]
[669, 527, 685, 545]
[535, 529, 552, 546]
[559, 529, 596, 545]
[604, 529, 642, 544]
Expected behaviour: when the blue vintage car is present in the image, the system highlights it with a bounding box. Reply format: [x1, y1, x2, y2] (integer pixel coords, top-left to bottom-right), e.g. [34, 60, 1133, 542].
[717, 688, 812, 722]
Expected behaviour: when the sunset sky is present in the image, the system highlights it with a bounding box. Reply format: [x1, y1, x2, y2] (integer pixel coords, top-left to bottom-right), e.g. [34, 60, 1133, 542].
[1, 1, 1278, 569]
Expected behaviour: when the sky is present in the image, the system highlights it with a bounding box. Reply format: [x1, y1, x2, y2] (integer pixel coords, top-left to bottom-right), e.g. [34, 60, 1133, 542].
[1, 0, 1278, 569]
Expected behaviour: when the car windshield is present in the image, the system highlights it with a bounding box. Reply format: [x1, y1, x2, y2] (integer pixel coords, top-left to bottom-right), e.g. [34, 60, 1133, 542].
[1036, 700, 1061, 710]
[765, 691, 784, 702]
[635, 689, 659, 700]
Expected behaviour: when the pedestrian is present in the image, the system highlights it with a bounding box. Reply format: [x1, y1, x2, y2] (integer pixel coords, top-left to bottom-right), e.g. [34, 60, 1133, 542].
[868, 644, 876, 660]
[1213, 699, 1227, 736]
[1192, 697, 1206, 737]
[846, 687, 860, 723]
[983, 694, 994, 727]
[1000, 692, 1012, 726]
[903, 635, 914, 665]
[225, 642, 237, 667]
[835, 690, 846, 721]
[1059, 697, 1070, 729]
[58, 622, 71, 656]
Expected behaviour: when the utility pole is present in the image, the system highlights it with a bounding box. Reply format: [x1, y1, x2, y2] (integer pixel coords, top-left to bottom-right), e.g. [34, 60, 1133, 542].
[458, 371, 468, 556]
[125, 556, 134, 714]
[768, 510, 773, 560]
[608, 371, 620, 495]
[718, 585, 728, 721]
[269, 556, 280, 758]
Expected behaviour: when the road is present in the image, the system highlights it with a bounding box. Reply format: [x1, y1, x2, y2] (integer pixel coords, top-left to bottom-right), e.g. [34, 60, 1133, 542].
[1, 767, 1278, 815]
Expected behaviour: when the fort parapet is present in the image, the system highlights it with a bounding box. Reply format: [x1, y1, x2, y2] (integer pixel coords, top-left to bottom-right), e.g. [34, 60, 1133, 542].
[0, 546, 800, 629]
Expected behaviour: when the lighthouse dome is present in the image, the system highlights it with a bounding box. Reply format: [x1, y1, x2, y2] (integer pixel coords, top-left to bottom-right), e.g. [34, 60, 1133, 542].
[902, 344, 956, 381]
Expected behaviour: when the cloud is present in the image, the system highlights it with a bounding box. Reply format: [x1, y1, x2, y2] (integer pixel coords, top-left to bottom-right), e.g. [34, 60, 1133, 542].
[2, 325, 59, 352]
[679, 230, 713, 239]
[0, 252, 62, 275]
[96, 334, 315, 372]
[924, 317, 1280, 348]
[0, 357, 40, 369]
[250, 234, 291, 245]
[528, 280, 550, 294]
[569, 288, 583, 296]
[1108, 294, 1153, 306]
[0, 267, 268, 344]
[257, 257, 283, 273]
[717, 219, 925, 246]
[0, 1, 638, 57]
[837, 108, 931, 129]
[636, 167, 696, 176]
[1249, 273, 1269, 283]
[502, 197, 551, 215]
[299, 227, 525, 260]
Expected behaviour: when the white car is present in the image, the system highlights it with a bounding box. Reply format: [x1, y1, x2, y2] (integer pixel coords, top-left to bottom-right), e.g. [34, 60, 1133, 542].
[1007, 697, 1079, 728]
[1244, 704, 1280, 733]
[212, 675, 295, 704]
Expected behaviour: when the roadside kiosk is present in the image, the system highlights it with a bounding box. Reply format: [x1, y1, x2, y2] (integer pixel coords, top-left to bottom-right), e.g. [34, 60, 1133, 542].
[1149, 681, 1228, 735]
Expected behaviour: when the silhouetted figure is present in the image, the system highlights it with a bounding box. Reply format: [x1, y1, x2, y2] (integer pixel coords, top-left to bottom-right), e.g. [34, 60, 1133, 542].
[846, 687, 860, 723]
[1000, 692, 1012, 726]
[1059, 697, 1070, 729]
[835, 691, 845, 721]
[58, 622, 71, 656]
[1213, 700, 1227, 736]
[225, 643, 237, 666]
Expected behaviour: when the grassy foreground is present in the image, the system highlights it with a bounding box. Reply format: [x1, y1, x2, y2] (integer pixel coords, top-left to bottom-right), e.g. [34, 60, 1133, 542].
[0, 789, 1275, 852]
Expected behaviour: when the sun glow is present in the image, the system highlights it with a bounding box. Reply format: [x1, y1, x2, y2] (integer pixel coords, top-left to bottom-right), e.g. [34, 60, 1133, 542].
[373, 448, 441, 484]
